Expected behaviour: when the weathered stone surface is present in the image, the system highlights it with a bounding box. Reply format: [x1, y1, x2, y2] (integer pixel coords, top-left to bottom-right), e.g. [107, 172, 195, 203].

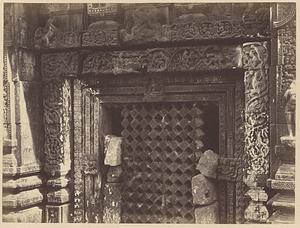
[3, 189, 43, 208]
[46, 204, 70, 223]
[246, 188, 268, 202]
[196, 149, 218, 178]
[2, 206, 43, 222]
[3, 175, 42, 190]
[104, 135, 122, 166]
[192, 174, 217, 206]
[244, 201, 269, 223]
[275, 164, 295, 181]
[103, 183, 121, 223]
[47, 188, 70, 204]
[107, 166, 122, 183]
[195, 201, 219, 224]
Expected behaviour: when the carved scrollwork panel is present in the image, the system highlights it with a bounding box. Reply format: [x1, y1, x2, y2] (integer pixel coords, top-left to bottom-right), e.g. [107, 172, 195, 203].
[43, 79, 71, 174]
[242, 42, 269, 186]
[41, 52, 78, 79]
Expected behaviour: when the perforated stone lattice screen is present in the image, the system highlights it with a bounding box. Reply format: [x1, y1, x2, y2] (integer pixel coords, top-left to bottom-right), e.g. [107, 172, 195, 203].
[120, 102, 206, 223]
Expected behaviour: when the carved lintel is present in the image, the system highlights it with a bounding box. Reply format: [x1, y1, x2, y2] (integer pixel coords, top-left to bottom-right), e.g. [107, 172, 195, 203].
[81, 45, 242, 75]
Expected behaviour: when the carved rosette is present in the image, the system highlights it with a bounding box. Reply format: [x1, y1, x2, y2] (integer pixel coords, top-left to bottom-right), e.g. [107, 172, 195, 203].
[242, 42, 270, 223]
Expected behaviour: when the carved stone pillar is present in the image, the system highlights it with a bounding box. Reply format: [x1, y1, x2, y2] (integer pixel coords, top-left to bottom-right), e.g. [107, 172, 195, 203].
[242, 42, 270, 223]
[3, 3, 44, 221]
[41, 52, 78, 223]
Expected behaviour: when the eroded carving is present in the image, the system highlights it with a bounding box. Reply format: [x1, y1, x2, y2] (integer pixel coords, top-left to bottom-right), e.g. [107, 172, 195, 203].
[41, 52, 78, 79]
[242, 42, 269, 223]
[82, 20, 119, 47]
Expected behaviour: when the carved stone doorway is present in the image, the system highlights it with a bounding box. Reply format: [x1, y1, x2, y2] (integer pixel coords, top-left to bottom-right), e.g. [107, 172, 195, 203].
[76, 72, 246, 224]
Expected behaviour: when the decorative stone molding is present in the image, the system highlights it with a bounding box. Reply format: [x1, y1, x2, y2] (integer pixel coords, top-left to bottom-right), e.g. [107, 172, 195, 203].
[242, 42, 270, 223]
[82, 45, 242, 75]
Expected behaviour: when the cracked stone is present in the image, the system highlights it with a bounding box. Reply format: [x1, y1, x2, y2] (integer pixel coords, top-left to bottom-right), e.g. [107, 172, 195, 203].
[192, 174, 217, 206]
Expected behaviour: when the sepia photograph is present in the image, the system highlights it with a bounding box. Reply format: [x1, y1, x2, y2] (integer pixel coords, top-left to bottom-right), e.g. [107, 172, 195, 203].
[1, 1, 297, 224]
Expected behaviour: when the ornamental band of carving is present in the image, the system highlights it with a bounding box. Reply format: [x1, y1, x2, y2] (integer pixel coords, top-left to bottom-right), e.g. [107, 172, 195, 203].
[242, 42, 269, 186]
[82, 45, 242, 75]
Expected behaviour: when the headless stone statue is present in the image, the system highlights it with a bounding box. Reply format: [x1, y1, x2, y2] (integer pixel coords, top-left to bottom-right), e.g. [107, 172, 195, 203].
[284, 80, 296, 137]
[281, 80, 296, 148]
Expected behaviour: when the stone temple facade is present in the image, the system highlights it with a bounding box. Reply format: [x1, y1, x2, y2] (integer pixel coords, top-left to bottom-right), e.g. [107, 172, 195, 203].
[1, 2, 296, 224]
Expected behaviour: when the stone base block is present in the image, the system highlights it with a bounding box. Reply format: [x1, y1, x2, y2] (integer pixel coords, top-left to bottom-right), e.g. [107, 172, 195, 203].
[2, 206, 43, 223]
[103, 183, 121, 223]
[46, 204, 70, 223]
[275, 145, 295, 163]
[192, 174, 217, 205]
[195, 201, 219, 224]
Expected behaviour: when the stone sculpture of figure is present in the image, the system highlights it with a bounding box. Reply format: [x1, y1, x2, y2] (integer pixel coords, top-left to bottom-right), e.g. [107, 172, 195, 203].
[284, 80, 296, 137]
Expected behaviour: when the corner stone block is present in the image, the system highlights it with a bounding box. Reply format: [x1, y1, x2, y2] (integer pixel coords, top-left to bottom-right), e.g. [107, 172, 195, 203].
[192, 174, 217, 206]
[195, 201, 219, 224]
[104, 136, 122, 166]
[196, 149, 219, 178]
[103, 183, 121, 223]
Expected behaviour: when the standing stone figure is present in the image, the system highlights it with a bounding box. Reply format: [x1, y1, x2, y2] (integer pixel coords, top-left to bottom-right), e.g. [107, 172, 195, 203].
[284, 80, 296, 138]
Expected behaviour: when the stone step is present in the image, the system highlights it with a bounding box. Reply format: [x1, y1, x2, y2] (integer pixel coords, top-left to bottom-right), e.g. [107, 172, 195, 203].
[267, 179, 295, 191]
[267, 193, 295, 210]
[275, 164, 295, 181]
[267, 210, 295, 224]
